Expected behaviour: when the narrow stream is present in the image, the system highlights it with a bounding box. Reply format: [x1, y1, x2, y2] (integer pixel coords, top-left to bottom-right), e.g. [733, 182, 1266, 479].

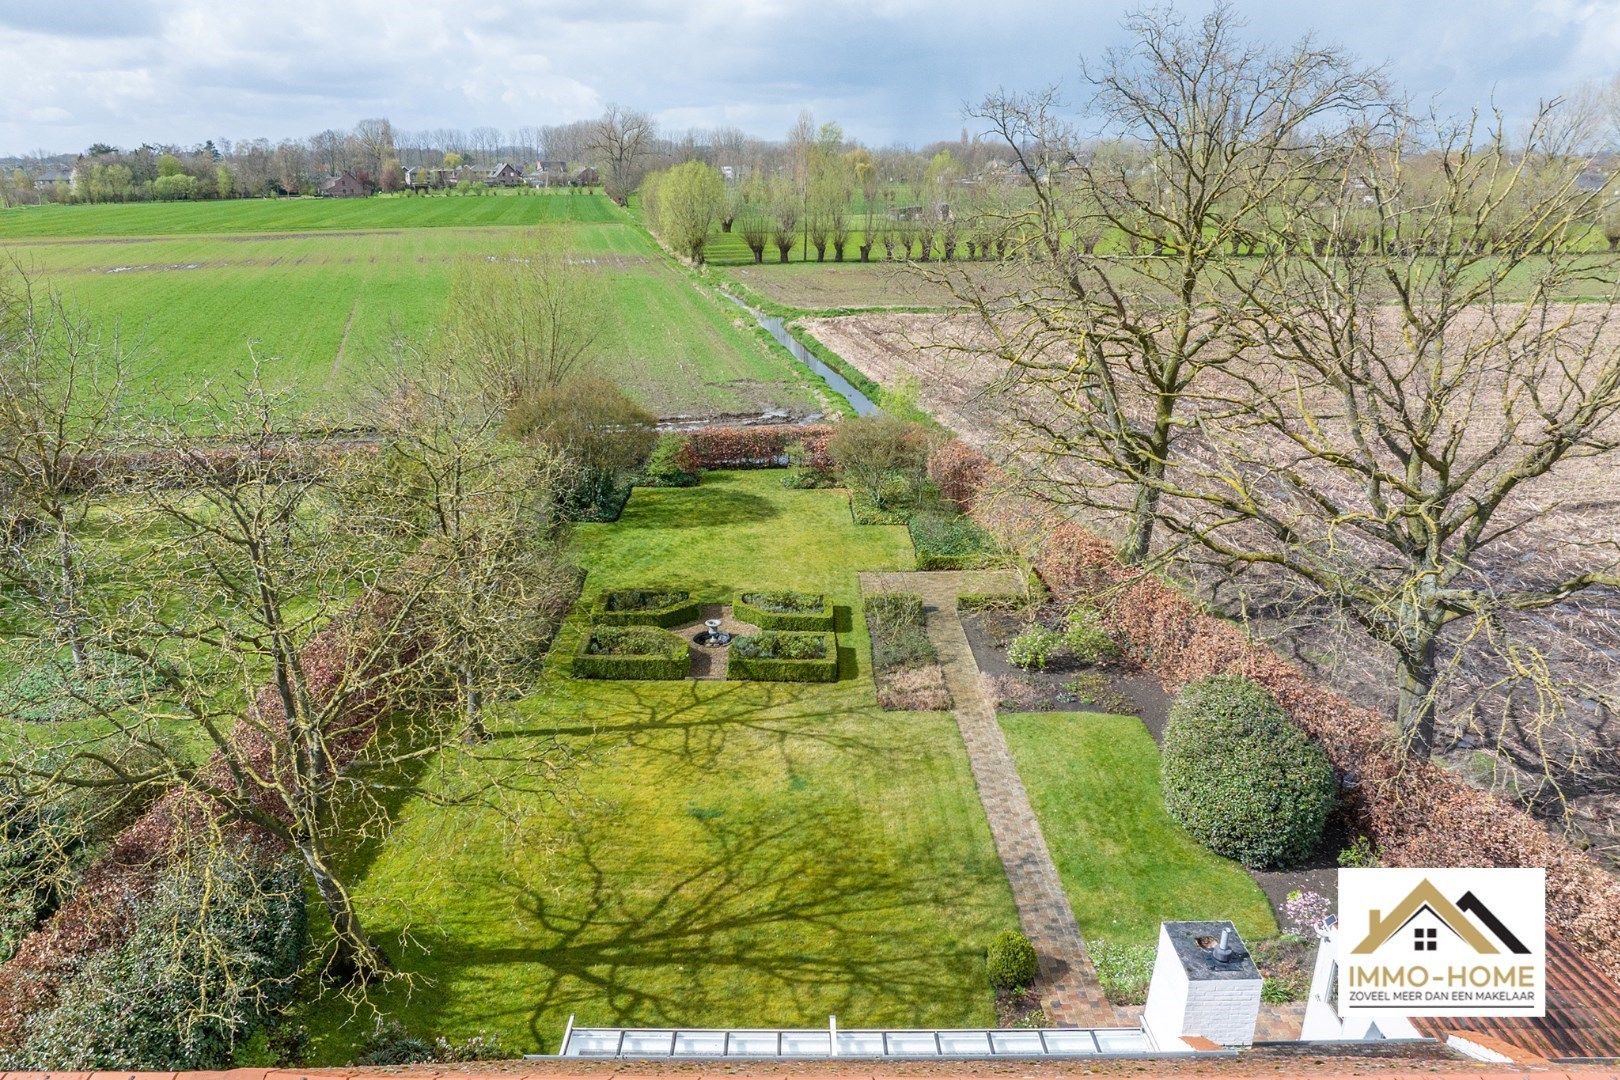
[722, 292, 879, 416]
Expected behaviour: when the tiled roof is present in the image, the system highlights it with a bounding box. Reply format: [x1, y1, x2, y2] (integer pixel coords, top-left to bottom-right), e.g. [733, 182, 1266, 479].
[1414, 931, 1620, 1061]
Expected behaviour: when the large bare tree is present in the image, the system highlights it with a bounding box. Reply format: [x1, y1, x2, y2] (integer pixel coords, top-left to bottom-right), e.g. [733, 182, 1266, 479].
[586, 104, 655, 206]
[938, 3, 1384, 563]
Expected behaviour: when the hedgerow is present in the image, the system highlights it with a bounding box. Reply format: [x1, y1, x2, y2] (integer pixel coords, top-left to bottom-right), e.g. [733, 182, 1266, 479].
[734, 590, 834, 631]
[680, 425, 833, 469]
[594, 588, 701, 628]
[572, 626, 691, 680]
[727, 632, 838, 682]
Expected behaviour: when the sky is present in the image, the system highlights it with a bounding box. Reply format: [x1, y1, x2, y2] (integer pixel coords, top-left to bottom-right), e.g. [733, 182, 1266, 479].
[2, 0, 1618, 157]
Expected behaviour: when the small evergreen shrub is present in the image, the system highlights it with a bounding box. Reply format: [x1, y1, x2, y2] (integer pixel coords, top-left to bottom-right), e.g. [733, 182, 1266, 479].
[1337, 835, 1381, 868]
[735, 590, 834, 631]
[731, 632, 830, 661]
[1061, 606, 1118, 663]
[1007, 625, 1066, 671]
[986, 930, 1038, 992]
[957, 592, 1025, 613]
[1161, 675, 1335, 869]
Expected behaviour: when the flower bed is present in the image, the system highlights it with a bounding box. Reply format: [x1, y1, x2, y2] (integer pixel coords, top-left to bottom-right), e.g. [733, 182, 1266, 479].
[727, 631, 838, 683]
[594, 587, 702, 628]
[909, 510, 1002, 570]
[572, 625, 691, 680]
[864, 592, 950, 710]
[733, 590, 835, 631]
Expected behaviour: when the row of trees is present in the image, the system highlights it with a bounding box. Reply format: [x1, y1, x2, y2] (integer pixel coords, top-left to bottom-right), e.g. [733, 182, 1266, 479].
[935, 3, 1620, 766]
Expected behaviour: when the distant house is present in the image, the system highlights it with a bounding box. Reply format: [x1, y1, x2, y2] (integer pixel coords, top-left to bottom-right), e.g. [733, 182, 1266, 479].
[318, 171, 367, 198]
[572, 165, 600, 187]
[533, 160, 570, 187]
[485, 162, 524, 187]
[33, 165, 75, 191]
[403, 166, 452, 190]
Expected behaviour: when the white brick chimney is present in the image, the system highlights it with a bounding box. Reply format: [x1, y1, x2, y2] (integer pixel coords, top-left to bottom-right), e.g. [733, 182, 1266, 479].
[1142, 920, 1263, 1050]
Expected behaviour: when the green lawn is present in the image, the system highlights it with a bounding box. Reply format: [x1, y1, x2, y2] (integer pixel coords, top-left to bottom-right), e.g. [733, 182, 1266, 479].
[0, 196, 834, 418]
[0, 190, 617, 238]
[297, 471, 1019, 1059]
[999, 711, 1276, 948]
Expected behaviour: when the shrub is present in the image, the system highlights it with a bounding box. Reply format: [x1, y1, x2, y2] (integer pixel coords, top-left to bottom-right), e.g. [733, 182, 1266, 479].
[681, 424, 832, 469]
[1062, 606, 1118, 664]
[638, 435, 702, 488]
[350, 1021, 507, 1067]
[504, 377, 657, 520]
[927, 440, 990, 512]
[727, 632, 838, 682]
[986, 930, 1038, 992]
[734, 591, 834, 631]
[1007, 625, 1066, 671]
[864, 593, 937, 672]
[827, 415, 931, 509]
[572, 626, 690, 680]
[731, 631, 830, 660]
[1161, 676, 1335, 869]
[14, 846, 306, 1070]
[594, 588, 701, 628]
[1337, 835, 1381, 868]
[1087, 940, 1155, 1005]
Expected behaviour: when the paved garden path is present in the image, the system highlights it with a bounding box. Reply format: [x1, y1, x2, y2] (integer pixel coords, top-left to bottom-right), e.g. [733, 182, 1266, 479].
[859, 570, 1116, 1027]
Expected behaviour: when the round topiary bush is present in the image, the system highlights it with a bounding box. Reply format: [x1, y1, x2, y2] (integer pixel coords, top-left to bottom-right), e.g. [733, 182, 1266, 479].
[1161, 675, 1335, 870]
[986, 929, 1039, 992]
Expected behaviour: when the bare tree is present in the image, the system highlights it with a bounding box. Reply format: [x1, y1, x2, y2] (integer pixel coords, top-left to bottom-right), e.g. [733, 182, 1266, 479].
[0, 274, 127, 678]
[1145, 104, 1620, 759]
[586, 104, 655, 205]
[938, 3, 1384, 563]
[442, 229, 606, 402]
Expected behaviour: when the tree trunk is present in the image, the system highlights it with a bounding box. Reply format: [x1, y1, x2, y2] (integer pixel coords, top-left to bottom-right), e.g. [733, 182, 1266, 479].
[52, 517, 86, 676]
[302, 840, 391, 983]
[1395, 636, 1440, 759]
[463, 664, 490, 742]
[1120, 481, 1160, 565]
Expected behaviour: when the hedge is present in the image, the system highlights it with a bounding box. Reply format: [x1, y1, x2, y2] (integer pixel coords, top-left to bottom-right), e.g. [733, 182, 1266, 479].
[733, 591, 835, 631]
[915, 552, 1001, 571]
[572, 626, 691, 680]
[962, 468, 1620, 981]
[594, 588, 702, 628]
[1161, 675, 1336, 869]
[680, 425, 833, 470]
[956, 592, 1025, 613]
[727, 632, 839, 683]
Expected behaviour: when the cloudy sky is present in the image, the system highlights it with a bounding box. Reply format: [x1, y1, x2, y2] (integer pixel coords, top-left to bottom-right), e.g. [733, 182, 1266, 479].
[2, 0, 1617, 156]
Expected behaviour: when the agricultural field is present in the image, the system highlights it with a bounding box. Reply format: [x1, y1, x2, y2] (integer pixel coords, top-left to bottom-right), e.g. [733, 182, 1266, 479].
[294, 471, 1019, 1058]
[0, 194, 836, 419]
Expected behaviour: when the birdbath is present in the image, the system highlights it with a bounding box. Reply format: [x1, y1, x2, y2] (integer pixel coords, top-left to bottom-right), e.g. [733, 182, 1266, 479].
[702, 618, 731, 646]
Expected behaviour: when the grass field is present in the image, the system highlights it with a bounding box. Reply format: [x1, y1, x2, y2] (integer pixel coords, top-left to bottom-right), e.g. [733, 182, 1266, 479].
[0, 194, 835, 418]
[999, 711, 1276, 948]
[296, 471, 1020, 1059]
[0, 191, 617, 237]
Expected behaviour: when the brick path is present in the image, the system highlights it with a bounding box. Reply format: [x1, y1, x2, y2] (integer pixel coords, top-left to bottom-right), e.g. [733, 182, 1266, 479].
[860, 571, 1116, 1027]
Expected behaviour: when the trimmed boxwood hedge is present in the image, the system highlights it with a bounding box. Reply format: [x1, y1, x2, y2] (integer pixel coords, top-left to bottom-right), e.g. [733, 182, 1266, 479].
[727, 631, 839, 683]
[594, 587, 702, 628]
[733, 590, 835, 631]
[1161, 675, 1335, 869]
[572, 625, 692, 680]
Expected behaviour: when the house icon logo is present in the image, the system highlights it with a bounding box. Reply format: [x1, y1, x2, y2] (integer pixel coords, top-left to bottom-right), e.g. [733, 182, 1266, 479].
[1349, 877, 1530, 957]
[1337, 867, 1545, 1018]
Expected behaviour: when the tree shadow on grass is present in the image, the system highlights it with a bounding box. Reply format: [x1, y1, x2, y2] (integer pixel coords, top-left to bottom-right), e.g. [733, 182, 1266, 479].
[407, 809, 984, 1049]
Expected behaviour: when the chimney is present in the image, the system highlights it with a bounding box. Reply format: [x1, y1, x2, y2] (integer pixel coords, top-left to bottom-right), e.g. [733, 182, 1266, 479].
[1142, 921, 1263, 1051]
